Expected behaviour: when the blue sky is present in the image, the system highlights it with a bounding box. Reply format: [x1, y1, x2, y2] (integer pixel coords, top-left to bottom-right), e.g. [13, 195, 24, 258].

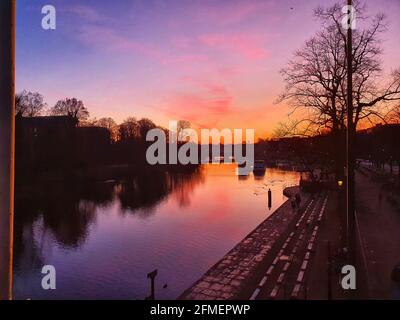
[16, 0, 400, 137]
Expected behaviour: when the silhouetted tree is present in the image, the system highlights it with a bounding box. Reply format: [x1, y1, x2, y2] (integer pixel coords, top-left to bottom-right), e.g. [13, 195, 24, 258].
[277, 1, 400, 178]
[94, 117, 118, 141]
[278, 1, 400, 135]
[95, 117, 117, 130]
[387, 105, 400, 124]
[15, 90, 46, 117]
[137, 118, 156, 141]
[50, 98, 89, 124]
[118, 117, 139, 142]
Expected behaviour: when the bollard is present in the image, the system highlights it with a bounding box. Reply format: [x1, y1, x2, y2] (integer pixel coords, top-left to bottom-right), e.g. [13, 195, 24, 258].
[145, 269, 158, 300]
[268, 189, 272, 210]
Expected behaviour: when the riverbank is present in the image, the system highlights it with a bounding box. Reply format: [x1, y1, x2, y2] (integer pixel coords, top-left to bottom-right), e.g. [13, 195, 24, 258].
[180, 186, 310, 300]
[15, 162, 201, 185]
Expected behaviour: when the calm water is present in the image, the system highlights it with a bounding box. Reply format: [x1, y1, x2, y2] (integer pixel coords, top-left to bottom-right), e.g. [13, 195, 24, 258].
[13, 164, 299, 300]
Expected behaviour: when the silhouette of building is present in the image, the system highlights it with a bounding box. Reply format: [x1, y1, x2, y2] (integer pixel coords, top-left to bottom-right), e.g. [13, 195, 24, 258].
[16, 115, 77, 169]
[16, 115, 111, 172]
[76, 126, 111, 166]
[356, 123, 400, 169]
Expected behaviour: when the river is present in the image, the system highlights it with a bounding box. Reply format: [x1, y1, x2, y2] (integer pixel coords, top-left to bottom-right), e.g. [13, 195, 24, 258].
[13, 164, 299, 300]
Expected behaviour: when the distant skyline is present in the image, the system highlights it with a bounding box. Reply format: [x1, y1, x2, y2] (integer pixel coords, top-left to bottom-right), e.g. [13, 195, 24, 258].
[17, 0, 400, 139]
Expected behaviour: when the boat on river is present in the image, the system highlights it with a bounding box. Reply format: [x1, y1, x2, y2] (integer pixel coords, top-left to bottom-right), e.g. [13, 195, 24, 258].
[253, 160, 266, 175]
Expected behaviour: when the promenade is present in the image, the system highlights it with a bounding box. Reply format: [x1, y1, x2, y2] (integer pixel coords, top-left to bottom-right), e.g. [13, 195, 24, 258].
[252, 193, 329, 299]
[179, 186, 330, 300]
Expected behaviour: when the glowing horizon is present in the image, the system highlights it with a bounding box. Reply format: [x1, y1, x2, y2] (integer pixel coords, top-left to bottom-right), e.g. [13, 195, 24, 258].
[16, 0, 400, 139]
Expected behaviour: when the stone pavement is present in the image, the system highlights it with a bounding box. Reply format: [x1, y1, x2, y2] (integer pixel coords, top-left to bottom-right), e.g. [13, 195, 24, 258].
[305, 191, 347, 299]
[180, 186, 310, 300]
[253, 193, 329, 300]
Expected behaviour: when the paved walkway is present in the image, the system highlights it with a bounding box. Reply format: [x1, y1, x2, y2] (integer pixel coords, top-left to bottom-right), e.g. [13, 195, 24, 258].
[305, 191, 346, 299]
[355, 169, 400, 299]
[180, 186, 310, 300]
[253, 193, 329, 300]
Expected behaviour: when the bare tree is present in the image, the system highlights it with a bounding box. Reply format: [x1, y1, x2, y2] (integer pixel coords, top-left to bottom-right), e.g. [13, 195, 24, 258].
[137, 118, 156, 141]
[50, 98, 89, 123]
[277, 1, 400, 179]
[92, 117, 118, 141]
[277, 2, 400, 136]
[15, 90, 46, 117]
[95, 117, 117, 130]
[385, 103, 400, 124]
[316, 3, 400, 131]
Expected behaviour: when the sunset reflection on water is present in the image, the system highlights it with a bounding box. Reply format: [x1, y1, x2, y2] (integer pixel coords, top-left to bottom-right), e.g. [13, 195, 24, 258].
[13, 164, 299, 300]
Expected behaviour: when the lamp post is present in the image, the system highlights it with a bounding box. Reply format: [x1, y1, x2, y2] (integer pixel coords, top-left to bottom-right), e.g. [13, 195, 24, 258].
[0, 0, 16, 301]
[346, 0, 356, 265]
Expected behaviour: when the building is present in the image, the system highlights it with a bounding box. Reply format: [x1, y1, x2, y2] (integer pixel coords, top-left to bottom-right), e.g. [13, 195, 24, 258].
[16, 115, 111, 172]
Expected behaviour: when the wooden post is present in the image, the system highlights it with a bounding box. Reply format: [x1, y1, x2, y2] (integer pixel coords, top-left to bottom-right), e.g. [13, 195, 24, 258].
[145, 269, 158, 300]
[0, 0, 16, 301]
[268, 189, 272, 210]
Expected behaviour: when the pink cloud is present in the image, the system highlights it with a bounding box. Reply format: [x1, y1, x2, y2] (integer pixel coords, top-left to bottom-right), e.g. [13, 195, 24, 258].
[165, 54, 209, 65]
[170, 36, 195, 49]
[63, 5, 167, 63]
[75, 25, 163, 61]
[161, 78, 273, 132]
[179, 77, 230, 95]
[197, 1, 273, 26]
[169, 92, 232, 117]
[70, 21, 209, 67]
[198, 33, 268, 60]
[217, 67, 244, 78]
[162, 81, 234, 129]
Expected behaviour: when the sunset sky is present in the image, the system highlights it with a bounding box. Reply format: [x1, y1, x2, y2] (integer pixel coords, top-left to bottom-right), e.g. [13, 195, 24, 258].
[16, 0, 400, 139]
